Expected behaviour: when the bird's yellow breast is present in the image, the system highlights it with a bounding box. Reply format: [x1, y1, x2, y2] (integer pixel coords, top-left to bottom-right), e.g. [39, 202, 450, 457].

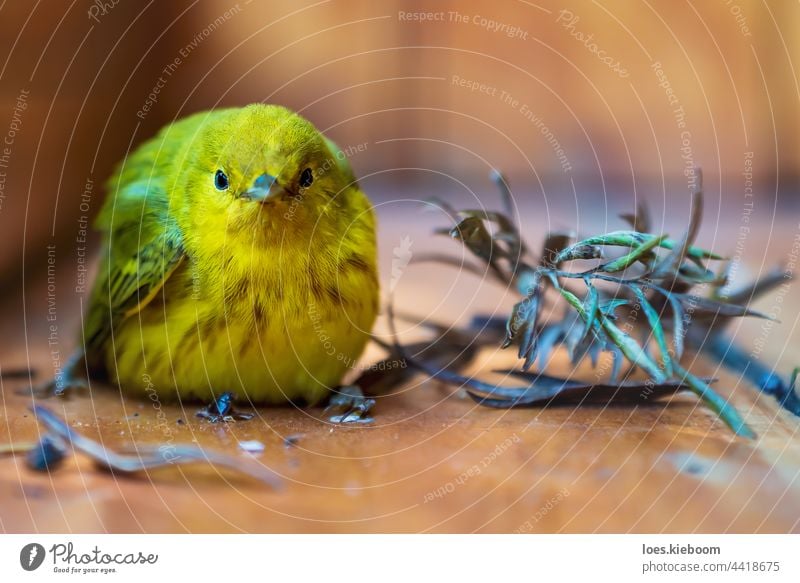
[108, 228, 378, 404]
[88, 104, 379, 404]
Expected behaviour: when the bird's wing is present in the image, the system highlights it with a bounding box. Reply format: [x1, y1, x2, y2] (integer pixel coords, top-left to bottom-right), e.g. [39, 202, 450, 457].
[82, 111, 224, 364]
[98, 210, 185, 321]
[83, 173, 186, 369]
[83, 181, 185, 357]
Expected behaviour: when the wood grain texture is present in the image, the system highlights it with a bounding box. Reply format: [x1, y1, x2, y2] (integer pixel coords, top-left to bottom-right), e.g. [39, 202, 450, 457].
[1, 204, 799, 533]
[0, 366, 798, 533]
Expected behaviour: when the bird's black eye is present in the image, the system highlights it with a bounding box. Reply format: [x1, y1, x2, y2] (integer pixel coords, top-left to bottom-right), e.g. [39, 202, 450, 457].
[300, 168, 314, 188]
[214, 169, 229, 191]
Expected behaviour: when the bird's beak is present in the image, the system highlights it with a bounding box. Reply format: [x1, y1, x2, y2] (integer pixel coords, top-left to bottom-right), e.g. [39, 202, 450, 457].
[241, 173, 286, 202]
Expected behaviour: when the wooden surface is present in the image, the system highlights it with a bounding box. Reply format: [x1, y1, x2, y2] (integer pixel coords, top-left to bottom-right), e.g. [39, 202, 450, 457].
[1, 202, 799, 533]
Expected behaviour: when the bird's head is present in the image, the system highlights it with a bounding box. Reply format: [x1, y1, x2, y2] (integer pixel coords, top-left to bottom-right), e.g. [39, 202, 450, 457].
[178, 104, 370, 247]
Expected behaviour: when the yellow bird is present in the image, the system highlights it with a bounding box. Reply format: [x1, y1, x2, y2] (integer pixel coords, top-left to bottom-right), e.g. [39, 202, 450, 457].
[50, 104, 378, 412]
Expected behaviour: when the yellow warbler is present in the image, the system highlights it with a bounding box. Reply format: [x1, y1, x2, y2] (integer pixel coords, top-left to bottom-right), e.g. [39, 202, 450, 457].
[56, 105, 378, 407]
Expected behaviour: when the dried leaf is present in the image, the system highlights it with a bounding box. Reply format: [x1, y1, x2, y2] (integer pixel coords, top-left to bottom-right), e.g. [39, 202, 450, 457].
[449, 216, 493, 252]
[658, 238, 723, 261]
[533, 324, 563, 370]
[447, 216, 509, 280]
[555, 230, 722, 265]
[541, 232, 574, 267]
[0, 367, 35, 379]
[458, 210, 519, 243]
[490, 169, 514, 220]
[672, 362, 756, 438]
[0, 441, 38, 455]
[27, 434, 68, 472]
[666, 293, 686, 359]
[468, 314, 508, 335]
[631, 287, 673, 377]
[600, 234, 667, 272]
[555, 231, 643, 263]
[610, 345, 624, 382]
[580, 283, 600, 345]
[619, 200, 651, 233]
[411, 171, 777, 433]
[562, 310, 585, 362]
[677, 262, 720, 285]
[558, 245, 604, 263]
[672, 293, 774, 320]
[600, 317, 667, 383]
[507, 271, 542, 352]
[722, 266, 788, 306]
[465, 369, 691, 407]
[31, 405, 282, 487]
[600, 298, 630, 317]
[652, 186, 703, 278]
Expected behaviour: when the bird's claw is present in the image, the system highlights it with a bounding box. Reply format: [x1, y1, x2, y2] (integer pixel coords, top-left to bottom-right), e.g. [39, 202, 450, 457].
[26, 374, 88, 398]
[325, 385, 375, 424]
[21, 351, 88, 398]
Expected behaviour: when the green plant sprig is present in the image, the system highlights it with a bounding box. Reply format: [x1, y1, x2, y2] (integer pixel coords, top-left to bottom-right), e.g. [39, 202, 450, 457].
[415, 169, 797, 438]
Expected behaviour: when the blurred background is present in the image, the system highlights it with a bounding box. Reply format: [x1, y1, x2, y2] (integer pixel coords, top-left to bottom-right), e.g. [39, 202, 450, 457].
[0, 0, 798, 356]
[2, 0, 800, 535]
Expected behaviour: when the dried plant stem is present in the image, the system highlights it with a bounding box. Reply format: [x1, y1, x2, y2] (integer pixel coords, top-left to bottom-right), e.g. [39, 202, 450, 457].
[415, 169, 793, 437]
[0, 442, 38, 455]
[672, 362, 756, 438]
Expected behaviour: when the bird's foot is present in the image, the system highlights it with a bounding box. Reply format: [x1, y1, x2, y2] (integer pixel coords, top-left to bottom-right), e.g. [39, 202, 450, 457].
[26, 370, 88, 398]
[22, 351, 88, 398]
[325, 385, 375, 424]
[195, 391, 255, 423]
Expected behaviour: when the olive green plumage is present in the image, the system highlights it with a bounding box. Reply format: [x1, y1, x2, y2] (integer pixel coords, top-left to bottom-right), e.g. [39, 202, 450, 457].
[84, 104, 378, 404]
